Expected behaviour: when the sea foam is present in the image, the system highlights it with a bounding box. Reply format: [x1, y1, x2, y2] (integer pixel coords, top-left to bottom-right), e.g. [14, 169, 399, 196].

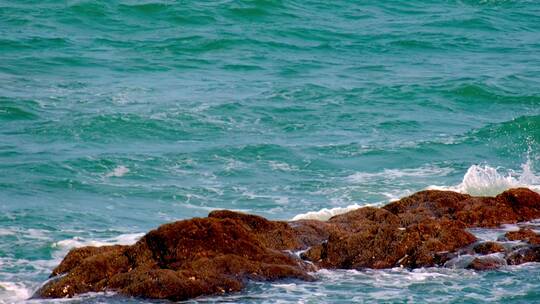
[105, 165, 130, 178]
[0, 281, 31, 303]
[428, 160, 540, 196]
[291, 203, 378, 221]
[292, 161, 540, 221]
[53, 233, 144, 253]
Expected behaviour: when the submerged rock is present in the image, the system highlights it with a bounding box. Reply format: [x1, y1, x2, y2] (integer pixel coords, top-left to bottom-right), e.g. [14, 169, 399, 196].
[35, 188, 540, 301]
[506, 246, 540, 265]
[467, 255, 507, 271]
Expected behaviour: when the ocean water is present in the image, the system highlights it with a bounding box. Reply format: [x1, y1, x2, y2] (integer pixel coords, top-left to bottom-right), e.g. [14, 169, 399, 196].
[1, 0, 540, 303]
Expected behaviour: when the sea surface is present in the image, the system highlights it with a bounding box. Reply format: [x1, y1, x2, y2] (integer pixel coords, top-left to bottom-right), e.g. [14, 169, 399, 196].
[1, 0, 540, 303]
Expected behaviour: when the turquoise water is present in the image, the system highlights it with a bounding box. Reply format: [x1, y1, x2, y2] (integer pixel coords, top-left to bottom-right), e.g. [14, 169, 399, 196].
[1, 0, 540, 302]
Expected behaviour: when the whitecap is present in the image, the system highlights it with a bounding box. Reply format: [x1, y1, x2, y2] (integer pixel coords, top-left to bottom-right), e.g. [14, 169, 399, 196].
[0, 229, 15, 236]
[268, 161, 298, 172]
[428, 160, 540, 196]
[105, 165, 130, 177]
[52, 233, 144, 253]
[0, 281, 31, 303]
[291, 203, 379, 221]
[347, 165, 455, 183]
[293, 160, 539, 222]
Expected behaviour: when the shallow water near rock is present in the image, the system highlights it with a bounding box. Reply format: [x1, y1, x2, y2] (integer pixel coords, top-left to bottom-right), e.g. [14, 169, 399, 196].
[2, 0, 540, 303]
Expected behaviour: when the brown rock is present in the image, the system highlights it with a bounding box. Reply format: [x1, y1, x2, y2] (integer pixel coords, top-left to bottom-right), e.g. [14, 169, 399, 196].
[472, 242, 505, 255]
[505, 228, 540, 245]
[383, 190, 469, 220]
[506, 246, 540, 265]
[455, 197, 518, 227]
[383, 188, 540, 228]
[467, 256, 506, 270]
[498, 188, 540, 220]
[208, 210, 302, 250]
[36, 188, 540, 301]
[50, 245, 127, 277]
[289, 219, 332, 248]
[301, 208, 476, 269]
[36, 215, 315, 301]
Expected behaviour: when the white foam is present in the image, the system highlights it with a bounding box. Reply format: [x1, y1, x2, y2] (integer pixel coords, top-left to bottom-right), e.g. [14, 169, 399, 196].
[291, 203, 379, 221]
[347, 166, 454, 183]
[268, 161, 298, 172]
[428, 160, 540, 196]
[52, 233, 144, 253]
[293, 160, 539, 222]
[0, 229, 15, 236]
[273, 283, 298, 292]
[0, 281, 31, 303]
[105, 165, 130, 177]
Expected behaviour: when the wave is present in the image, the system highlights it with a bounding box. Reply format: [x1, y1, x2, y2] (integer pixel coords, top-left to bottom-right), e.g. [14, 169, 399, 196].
[346, 166, 454, 183]
[0, 281, 31, 303]
[0, 233, 143, 303]
[52, 233, 144, 254]
[292, 160, 540, 221]
[428, 160, 540, 196]
[105, 165, 130, 178]
[292, 203, 376, 221]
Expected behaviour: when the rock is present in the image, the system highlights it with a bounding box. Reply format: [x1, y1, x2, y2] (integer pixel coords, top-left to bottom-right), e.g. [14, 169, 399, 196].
[443, 254, 476, 269]
[467, 255, 507, 271]
[36, 216, 315, 301]
[383, 188, 540, 228]
[301, 208, 477, 269]
[456, 188, 540, 227]
[505, 228, 540, 245]
[472, 242, 506, 255]
[383, 190, 470, 221]
[208, 210, 303, 250]
[50, 245, 127, 277]
[288, 219, 331, 248]
[498, 188, 540, 220]
[506, 246, 540, 265]
[36, 188, 540, 301]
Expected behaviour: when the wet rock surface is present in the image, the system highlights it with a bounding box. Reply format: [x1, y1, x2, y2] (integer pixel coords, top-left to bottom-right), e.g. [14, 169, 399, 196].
[36, 216, 315, 301]
[504, 228, 540, 245]
[467, 255, 507, 271]
[472, 242, 506, 255]
[36, 188, 540, 301]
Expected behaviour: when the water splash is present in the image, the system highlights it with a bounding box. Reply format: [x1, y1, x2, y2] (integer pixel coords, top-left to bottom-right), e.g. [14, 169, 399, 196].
[0, 281, 31, 303]
[52, 233, 144, 254]
[429, 160, 540, 196]
[293, 158, 540, 221]
[291, 203, 371, 221]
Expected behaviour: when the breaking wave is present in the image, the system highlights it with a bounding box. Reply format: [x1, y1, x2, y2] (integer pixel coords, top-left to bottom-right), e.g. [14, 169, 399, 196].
[293, 160, 540, 221]
[429, 160, 540, 196]
[52, 233, 144, 258]
[291, 203, 378, 221]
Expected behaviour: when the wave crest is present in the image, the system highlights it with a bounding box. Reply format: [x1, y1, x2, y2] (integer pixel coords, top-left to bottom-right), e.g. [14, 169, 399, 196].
[429, 161, 540, 196]
[292, 203, 380, 221]
[293, 160, 540, 221]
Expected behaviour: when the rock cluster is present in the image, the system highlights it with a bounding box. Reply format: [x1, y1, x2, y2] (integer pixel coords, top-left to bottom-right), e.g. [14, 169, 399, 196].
[35, 188, 540, 301]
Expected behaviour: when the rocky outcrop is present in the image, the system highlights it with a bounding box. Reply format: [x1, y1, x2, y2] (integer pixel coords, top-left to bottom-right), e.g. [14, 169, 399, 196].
[300, 207, 476, 269]
[35, 188, 540, 301]
[36, 215, 316, 301]
[382, 188, 540, 228]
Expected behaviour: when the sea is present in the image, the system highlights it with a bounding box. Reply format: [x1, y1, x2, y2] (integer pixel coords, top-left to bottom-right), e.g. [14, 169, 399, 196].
[1, 0, 540, 303]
